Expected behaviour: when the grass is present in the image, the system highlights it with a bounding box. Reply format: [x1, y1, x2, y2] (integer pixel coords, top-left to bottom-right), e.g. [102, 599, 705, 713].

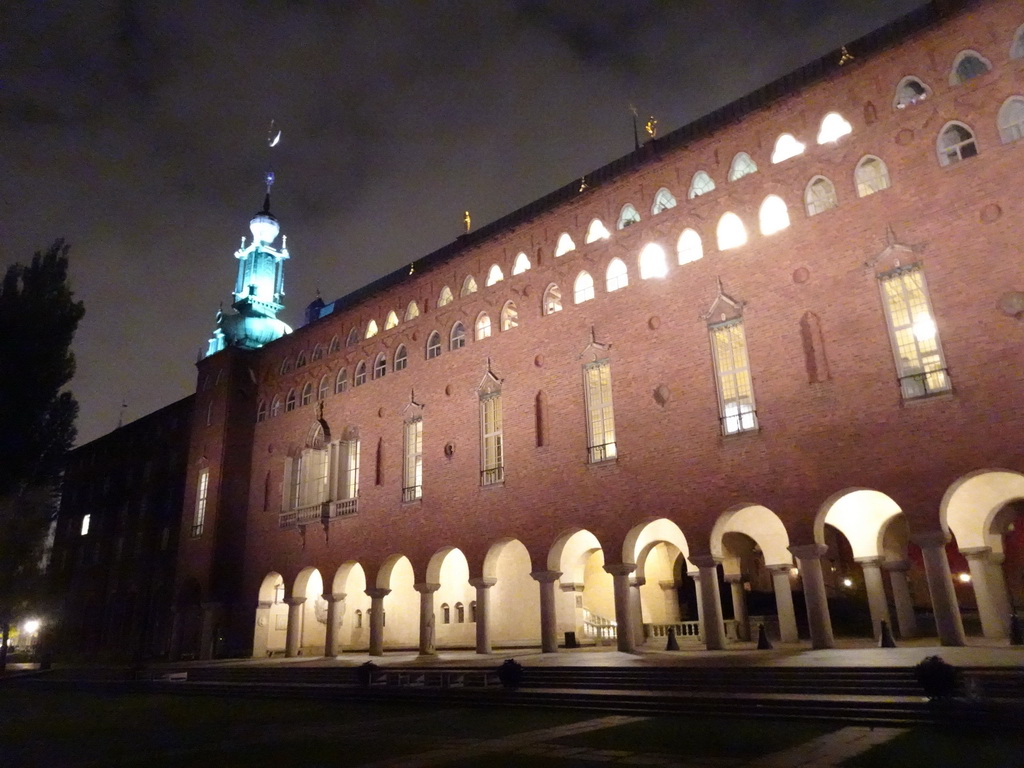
[842, 726, 1024, 768]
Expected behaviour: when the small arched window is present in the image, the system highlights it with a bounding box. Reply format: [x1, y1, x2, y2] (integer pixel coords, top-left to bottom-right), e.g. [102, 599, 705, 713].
[638, 243, 668, 279]
[949, 50, 991, 85]
[373, 353, 387, 379]
[469, 601, 477, 622]
[335, 368, 348, 394]
[346, 328, 360, 348]
[554, 232, 576, 257]
[617, 204, 641, 230]
[365, 320, 379, 339]
[574, 271, 595, 304]
[771, 134, 805, 164]
[355, 610, 362, 629]
[461, 275, 478, 297]
[280, 358, 293, 375]
[354, 362, 367, 387]
[606, 258, 628, 292]
[937, 122, 978, 166]
[717, 212, 747, 250]
[311, 344, 324, 361]
[893, 76, 930, 109]
[384, 311, 399, 330]
[855, 156, 891, 197]
[512, 252, 531, 274]
[455, 602, 465, 623]
[318, 375, 330, 401]
[759, 195, 790, 235]
[300, 382, 313, 406]
[677, 229, 703, 265]
[543, 284, 562, 315]
[285, 389, 297, 412]
[817, 112, 852, 144]
[500, 301, 518, 331]
[426, 331, 442, 359]
[404, 301, 420, 321]
[1013, 25, 1024, 59]
[394, 345, 408, 372]
[804, 177, 838, 216]
[438, 285, 454, 307]
[585, 219, 610, 244]
[296, 352, 307, 369]
[328, 336, 340, 354]
[256, 400, 267, 423]
[651, 187, 677, 214]
[271, 396, 282, 417]
[441, 603, 451, 624]
[486, 264, 504, 286]
[688, 171, 716, 199]
[450, 322, 466, 350]
[997, 96, 1024, 144]
[475, 313, 492, 340]
[728, 152, 757, 181]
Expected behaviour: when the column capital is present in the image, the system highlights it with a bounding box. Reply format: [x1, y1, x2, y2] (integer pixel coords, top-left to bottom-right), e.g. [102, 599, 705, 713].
[365, 588, 392, 599]
[602, 562, 637, 577]
[687, 569, 700, 580]
[881, 559, 911, 573]
[629, 576, 646, 588]
[789, 543, 828, 560]
[688, 554, 721, 570]
[256, 600, 273, 609]
[723, 573, 744, 584]
[854, 556, 885, 567]
[959, 546, 993, 561]
[324, 592, 347, 602]
[531, 570, 562, 583]
[285, 596, 306, 607]
[469, 577, 497, 589]
[658, 580, 678, 591]
[910, 530, 949, 549]
[766, 563, 795, 574]
[559, 582, 585, 593]
[413, 582, 441, 594]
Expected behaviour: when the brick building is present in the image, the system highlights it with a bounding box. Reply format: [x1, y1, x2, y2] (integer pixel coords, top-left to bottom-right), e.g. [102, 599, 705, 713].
[56, 0, 1024, 661]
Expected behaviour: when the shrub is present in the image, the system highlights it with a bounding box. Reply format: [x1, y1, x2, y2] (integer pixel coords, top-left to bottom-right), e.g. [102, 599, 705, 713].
[497, 658, 524, 689]
[915, 655, 959, 700]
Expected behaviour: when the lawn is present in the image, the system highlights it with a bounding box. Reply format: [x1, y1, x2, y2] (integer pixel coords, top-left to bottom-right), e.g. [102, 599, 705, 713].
[843, 726, 1024, 768]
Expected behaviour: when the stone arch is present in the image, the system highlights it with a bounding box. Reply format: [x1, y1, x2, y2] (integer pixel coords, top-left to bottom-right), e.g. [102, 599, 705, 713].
[425, 546, 474, 649]
[482, 538, 540, 648]
[711, 504, 792, 567]
[941, 469, 1024, 553]
[253, 571, 286, 658]
[330, 561, 370, 652]
[623, 518, 689, 567]
[815, 488, 901, 559]
[288, 566, 326, 656]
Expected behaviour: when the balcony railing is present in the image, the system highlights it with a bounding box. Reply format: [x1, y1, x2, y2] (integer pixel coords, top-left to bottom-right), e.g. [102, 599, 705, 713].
[899, 368, 951, 400]
[402, 486, 422, 502]
[278, 510, 297, 529]
[189, 522, 204, 538]
[480, 466, 504, 486]
[296, 502, 329, 525]
[587, 442, 616, 464]
[329, 498, 358, 519]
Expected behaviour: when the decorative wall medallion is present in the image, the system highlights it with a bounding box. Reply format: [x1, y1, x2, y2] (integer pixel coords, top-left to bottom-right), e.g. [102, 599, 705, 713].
[895, 128, 914, 146]
[980, 203, 1002, 223]
[793, 267, 810, 284]
[648, 316, 661, 330]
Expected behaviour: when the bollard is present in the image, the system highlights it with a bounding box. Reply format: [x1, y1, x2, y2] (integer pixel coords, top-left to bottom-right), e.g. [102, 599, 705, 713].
[878, 619, 897, 648]
[665, 627, 680, 651]
[756, 623, 773, 650]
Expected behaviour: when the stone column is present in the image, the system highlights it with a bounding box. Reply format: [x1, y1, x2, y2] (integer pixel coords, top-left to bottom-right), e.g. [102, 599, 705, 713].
[168, 606, 183, 661]
[324, 593, 346, 657]
[199, 601, 221, 660]
[469, 577, 496, 654]
[365, 588, 391, 656]
[725, 575, 750, 641]
[603, 563, 637, 653]
[531, 570, 562, 653]
[911, 531, 965, 646]
[285, 597, 305, 657]
[414, 583, 440, 655]
[882, 560, 917, 639]
[628, 577, 646, 647]
[690, 556, 726, 650]
[688, 570, 706, 631]
[768, 565, 799, 643]
[987, 553, 1013, 629]
[789, 544, 835, 649]
[253, 600, 273, 658]
[962, 548, 1006, 639]
[659, 580, 681, 623]
[856, 557, 892, 640]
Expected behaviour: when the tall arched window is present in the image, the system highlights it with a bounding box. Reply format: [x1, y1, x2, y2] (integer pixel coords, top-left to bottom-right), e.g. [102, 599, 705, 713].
[512, 252, 531, 274]
[346, 328, 360, 347]
[949, 50, 991, 85]
[426, 331, 441, 359]
[554, 232, 576, 257]
[617, 204, 640, 230]
[638, 243, 668, 279]
[816, 112, 852, 144]
[256, 400, 267, 423]
[384, 310, 399, 330]
[486, 264, 504, 286]
[937, 122, 978, 166]
[717, 212, 747, 250]
[677, 229, 703, 265]
[300, 382, 313, 406]
[280, 358, 293, 375]
[688, 171, 715, 199]
[606, 258, 628, 292]
[450, 322, 466, 350]
[455, 603, 465, 623]
[271, 396, 282, 417]
[354, 361, 367, 387]
[804, 177, 838, 216]
[855, 156, 891, 196]
[759, 195, 790, 235]
[318, 375, 330, 401]
[405, 300, 420, 321]
[438, 285, 454, 307]
[285, 389, 297, 412]
[373, 353, 387, 379]
[393, 344, 408, 372]
[335, 368, 348, 394]
[543, 284, 562, 315]
[500, 301, 518, 331]
[585, 219, 610, 244]
[311, 344, 324, 361]
[365, 319, 379, 339]
[296, 352, 307, 369]
[771, 134, 805, 163]
[574, 271, 595, 304]
[893, 76, 930, 109]
[328, 335, 340, 354]
[997, 97, 1024, 144]
[728, 152, 758, 181]
[441, 603, 451, 624]
[475, 312, 492, 340]
[461, 275, 478, 297]
[651, 187, 677, 214]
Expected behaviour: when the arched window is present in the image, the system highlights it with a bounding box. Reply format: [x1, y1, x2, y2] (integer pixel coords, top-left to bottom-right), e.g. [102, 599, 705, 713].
[804, 177, 838, 216]
[455, 603, 465, 623]
[296, 352, 307, 369]
[617, 204, 640, 230]
[365, 319, 379, 339]
[373, 353, 387, 379]
[271, 396, 282, 417]
[688, 171, 716, 199]
[759, 195, 790, 235]
[354, 361, 367, 387]
[543, 284, 562, 315]
[384, 310, 399, 330]
[486, 264, 504, 286]
[450, 322, 466, 350]
[438, 285, 454, 307]
[554, 232, 576, 257]
[280, 357, 293, 375]
[771, 134, 805, 163]
[949, 50, 991, 85]
[817, 112, 852, 144]
[318, 375, 329, 401]
[500, 301, 518, 331]
[300, 382, 313, 406]
[311, 344, 324, 361]
[461, 275, 478, 297]
[728, 152, 757, 181]
[335, 368, 348, 394]
[394, 344, 408, 372]
[441, 603, 451, 624]
[677, 229, 703, 265]
[585, 219, 610, 244]
[355, 610, 362, 629]
[893, 76, 930, 109]
[512, 252, 531, 274]
[256, 400, 267, 423]
[717, 212, 747, 250]
[285, 389, 297, 412]
[855, 156, 891, 197]
[346, 328, 360, 347]
[328, 335, 340, 354]
[574, 271, 595, 304]
[937, 122, 978, 166]
[426, 331, 442, 359]
[475, 312, 492, 340]
[638, 243, 668, 279]
[606, 258, 628, 292]
[405, 301, 420, 321]
[1013, 25, 1024, 59]
[997, 96, 1024, 144]
[469, 601, 477, 622]
[651, 187, 677, 214]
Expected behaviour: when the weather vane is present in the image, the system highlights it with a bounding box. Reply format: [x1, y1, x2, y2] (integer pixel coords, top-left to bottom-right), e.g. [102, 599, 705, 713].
[645, 116, 658, 139]
[464, 210, 471, 233]
[265, 120, 281, 194]
[838, 46, 854, 66]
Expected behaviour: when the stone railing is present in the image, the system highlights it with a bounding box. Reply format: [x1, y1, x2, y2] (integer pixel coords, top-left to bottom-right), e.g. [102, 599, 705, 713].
[581, 608, 617, 641]
[329, 498, 358, 519]
[646, 619, 741, 643]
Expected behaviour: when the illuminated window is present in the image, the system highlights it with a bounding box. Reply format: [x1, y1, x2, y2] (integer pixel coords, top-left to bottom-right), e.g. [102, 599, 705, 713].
[710, 320, 757, 435]
[475, 312, 492, 341]
[606, 258, 628, 292]
[346, 328, 359, 347]
[365, 319, 379, 339]
[805, 177, 838, 216]
[339, 429, 360, 502]
[543, 284, 562, 315]
[651, 187, 677, 214]
[759, 195, 790, 235]
[394, 344, 408, 372]
[480, 380, 503, 485]
[949, 50, 991, 85]
[617, 204, 641, 230]
[285, 389, 297, 412]
[461, 275, 478, 297]
[384, 311, 399, 330]
[638, 243, 668, 279]
[555, 232, 576, 257]
[81, 514, 91, 536]
[688, 171, 716, 199]
[300, 382, 313, 406]
[257, 400, 268, 423]
[584, 360, 616, 463]
[311, 344, 324, 361]
[192, 469, 209, 537]
[574, 271, 595, 304]
[937, 122, 978, 166]
[271, 396, 282, 417]
[728, 152, 757, 181]
[1014, 25, 1024, 59]
[335, 368, 348, 394]
[500, 301, 518, 331]
[438, 285, 454, 307]
[287, 426, 330, 512]
[402, 416, 423, 501]
[296, 352, 307, 369]
[329, 335, 340, 354]
[426, 331, 442, 359]
[771, 133, 805, 163]
[354, 362, 367, 386]
[373, 353, 387, 380]
[879, 267, 951, 400]
[318, 375, 329, 401]
[817, 112, 852, 144]
[893, 76, 930, 109]
[486, 264, 504, 286]
[585, 219, 610, 244]
[997, 97, 1024, 144]
[512, 252, 531, 274]
[717, 212, 747, 250]
[855, 156, 891, 197]
[450, 322, 466, 350]
[405, 301, 420, 321]
[677, 229, 703, 265]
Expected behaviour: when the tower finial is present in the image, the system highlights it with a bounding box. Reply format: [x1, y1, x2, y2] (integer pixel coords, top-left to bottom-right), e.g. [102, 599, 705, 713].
[264, 120, 281, 211]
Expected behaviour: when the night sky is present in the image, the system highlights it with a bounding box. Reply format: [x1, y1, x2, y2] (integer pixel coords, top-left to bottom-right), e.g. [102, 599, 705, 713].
[2, 1, 924, 445]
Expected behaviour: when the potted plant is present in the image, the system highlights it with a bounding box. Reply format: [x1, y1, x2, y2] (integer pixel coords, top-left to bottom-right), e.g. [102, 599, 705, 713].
[496, 658, 524, 690]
